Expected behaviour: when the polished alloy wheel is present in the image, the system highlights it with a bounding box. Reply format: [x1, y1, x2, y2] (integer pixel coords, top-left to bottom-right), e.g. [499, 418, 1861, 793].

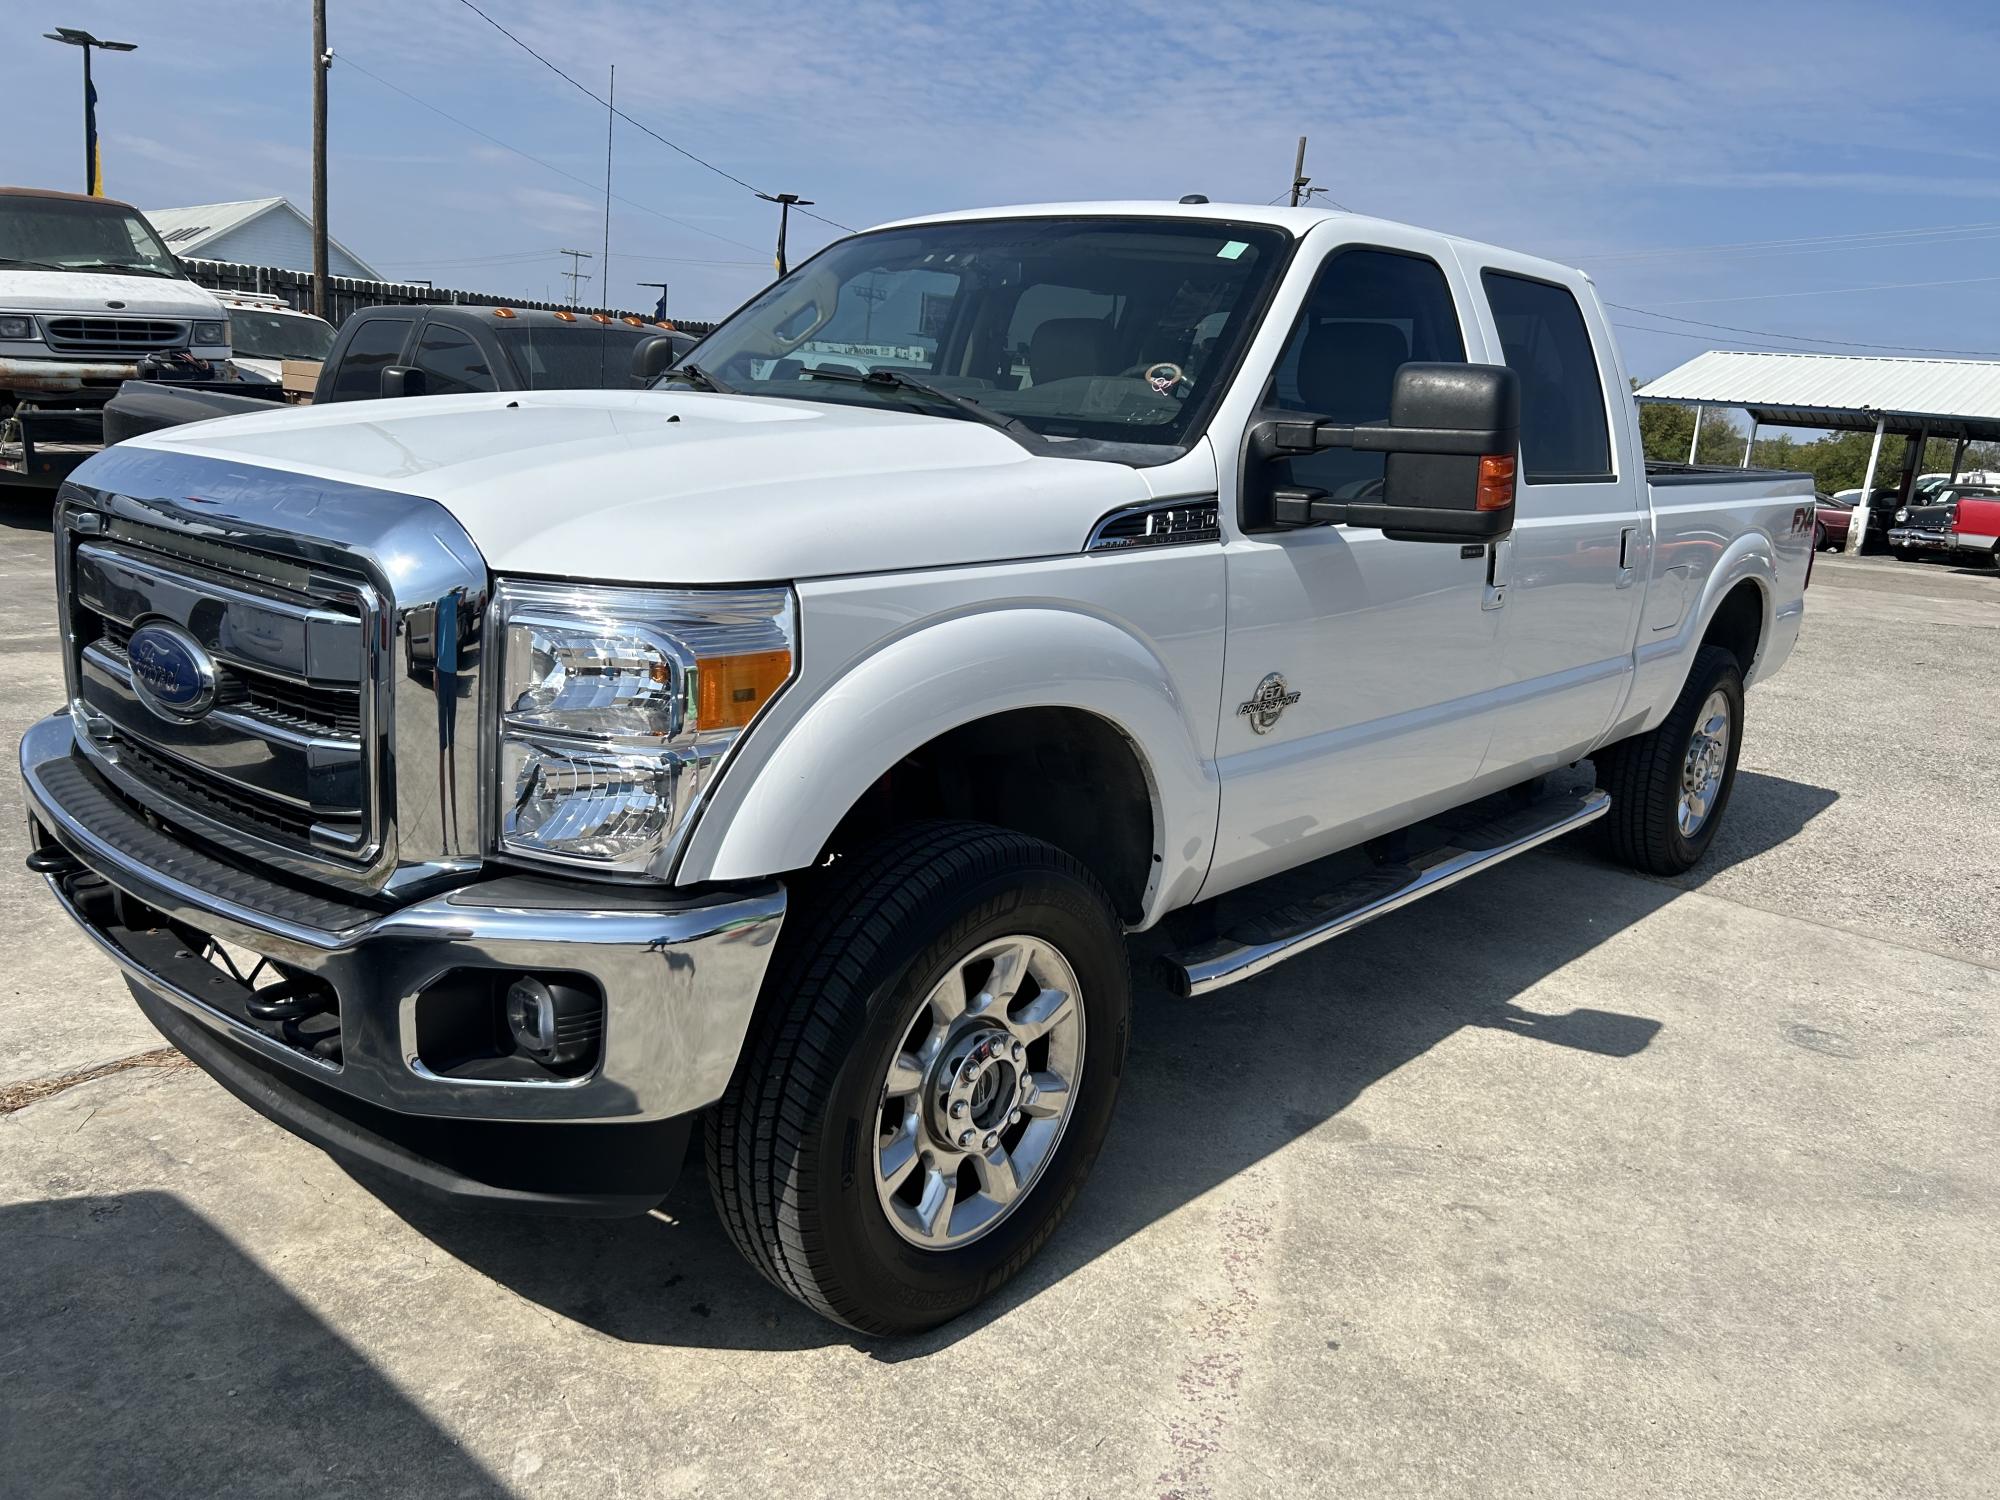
[1678, 689, 1731, 836]
[872, 934, 1085, 1249]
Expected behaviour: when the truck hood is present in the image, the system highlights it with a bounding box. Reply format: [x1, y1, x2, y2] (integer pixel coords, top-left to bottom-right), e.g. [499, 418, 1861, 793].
[116, 387, 1173, 581]
[0, 269, 224, 318]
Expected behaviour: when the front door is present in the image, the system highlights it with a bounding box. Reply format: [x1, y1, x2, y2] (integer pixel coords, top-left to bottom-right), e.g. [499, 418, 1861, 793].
[1206, 237, 1509, 899]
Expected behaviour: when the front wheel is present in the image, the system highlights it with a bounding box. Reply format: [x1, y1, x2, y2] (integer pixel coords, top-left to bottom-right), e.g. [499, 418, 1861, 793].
[706, 822, 1129, 1334]
[1595, 644, 1745, 875]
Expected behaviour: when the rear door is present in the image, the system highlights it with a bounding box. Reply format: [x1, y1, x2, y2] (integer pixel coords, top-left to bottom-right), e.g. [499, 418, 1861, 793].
[410, 317, 503, 396]
[1458, 259, 1648, 776]
[321, 314, 414, 403]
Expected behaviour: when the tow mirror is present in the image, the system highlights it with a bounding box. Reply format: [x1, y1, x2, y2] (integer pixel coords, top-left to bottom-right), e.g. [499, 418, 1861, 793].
[630, 335, 679, 382]
[1249, 362, 1520, 543]
[379, 364, 426, 399]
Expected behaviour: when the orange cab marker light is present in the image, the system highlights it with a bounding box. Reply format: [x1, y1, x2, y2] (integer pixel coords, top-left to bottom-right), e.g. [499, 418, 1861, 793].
[621, 315, 645, 327]
[697, 649, 791, 731]
[655, 319, 674, 330]
[591, 312, 612, 325]
[1476, 454, 1517, 511]
[553, 309, 576, 322]
[492, 306, 517, 319]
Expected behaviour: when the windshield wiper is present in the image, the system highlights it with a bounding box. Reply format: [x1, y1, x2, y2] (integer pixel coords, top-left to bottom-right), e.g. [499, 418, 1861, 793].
[63, 261, 177, 278]
[804, 365, 1052, 454]
[661, 362, 734, 394]
[0, 256, 65, 271]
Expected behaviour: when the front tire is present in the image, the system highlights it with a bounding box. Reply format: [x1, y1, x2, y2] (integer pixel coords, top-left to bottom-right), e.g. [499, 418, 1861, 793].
[706, 822, 1130, 1334]
[1595, 644, 1745, 875]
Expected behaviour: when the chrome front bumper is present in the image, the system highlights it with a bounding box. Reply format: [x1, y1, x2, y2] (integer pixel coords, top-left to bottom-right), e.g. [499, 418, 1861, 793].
[20, 712, 785, 1131]
[1887, 526, 1951, 551]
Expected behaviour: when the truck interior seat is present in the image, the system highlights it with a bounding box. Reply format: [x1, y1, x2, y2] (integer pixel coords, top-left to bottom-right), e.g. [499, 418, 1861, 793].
[1029, 318, 1117, 385]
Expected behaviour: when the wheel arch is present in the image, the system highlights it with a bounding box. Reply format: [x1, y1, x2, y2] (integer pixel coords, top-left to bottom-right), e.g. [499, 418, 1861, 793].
[674, 606, 1218, 927]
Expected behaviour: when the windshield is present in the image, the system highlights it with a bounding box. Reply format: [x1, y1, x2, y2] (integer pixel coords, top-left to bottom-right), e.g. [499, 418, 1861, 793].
[685, 216, 1291, 454]
[0, 195, 184, 278]
[230, 309, 335, 361]
[495, 323, 656, 389]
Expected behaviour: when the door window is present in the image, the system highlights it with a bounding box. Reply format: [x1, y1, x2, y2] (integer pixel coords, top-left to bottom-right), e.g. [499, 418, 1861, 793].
[326, 318, 411, 401]
[413, 323, 496, 395]
[1265, 248, 1465, 500]
[1480, 271, 1613, 481]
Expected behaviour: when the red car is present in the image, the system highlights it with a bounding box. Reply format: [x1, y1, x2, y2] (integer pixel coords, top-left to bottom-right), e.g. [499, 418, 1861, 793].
[1813, 494, 1851, 552]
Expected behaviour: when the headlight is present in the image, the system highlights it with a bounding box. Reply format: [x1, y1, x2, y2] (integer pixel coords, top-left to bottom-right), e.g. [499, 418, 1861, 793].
[191, 318, 229, 346]
[0, 315, 35, 340]
[1894, 507, 1909, 522]
[494, 579, 794, 875]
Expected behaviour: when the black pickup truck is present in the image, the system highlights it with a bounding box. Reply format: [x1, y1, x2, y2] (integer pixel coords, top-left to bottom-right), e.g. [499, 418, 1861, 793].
[103, 304, 696, 444]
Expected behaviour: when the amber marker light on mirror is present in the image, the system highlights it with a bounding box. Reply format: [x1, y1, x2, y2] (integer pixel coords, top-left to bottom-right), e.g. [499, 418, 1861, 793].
[1477, 454, 1517, 511]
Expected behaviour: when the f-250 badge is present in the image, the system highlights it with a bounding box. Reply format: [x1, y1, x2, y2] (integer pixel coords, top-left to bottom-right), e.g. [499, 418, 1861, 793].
[1237, 672, 1302, 734]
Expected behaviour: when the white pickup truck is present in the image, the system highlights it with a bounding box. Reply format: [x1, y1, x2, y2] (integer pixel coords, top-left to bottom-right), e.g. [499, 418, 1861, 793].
[20, 201, 1812, 1333]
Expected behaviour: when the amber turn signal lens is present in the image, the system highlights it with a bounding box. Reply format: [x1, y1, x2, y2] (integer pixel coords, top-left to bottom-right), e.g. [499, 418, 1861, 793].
[1476, 454, 1517, 511]
[696, 648, 791, 730]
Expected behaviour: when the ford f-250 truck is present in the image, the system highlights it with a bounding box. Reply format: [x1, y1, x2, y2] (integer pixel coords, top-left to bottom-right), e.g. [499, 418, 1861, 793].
[19, 202, 1812, 1333]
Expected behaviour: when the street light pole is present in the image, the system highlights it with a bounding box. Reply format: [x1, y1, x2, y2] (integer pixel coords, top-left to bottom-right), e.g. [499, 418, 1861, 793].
[311, 0, 331, 320]
[43, 28, 138, 196]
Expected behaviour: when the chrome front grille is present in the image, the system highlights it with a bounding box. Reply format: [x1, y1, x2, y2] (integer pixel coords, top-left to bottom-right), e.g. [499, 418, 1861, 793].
[67, 537, 377, 868]
[44, 316, 188, 354]
[58, 445, 490, 897]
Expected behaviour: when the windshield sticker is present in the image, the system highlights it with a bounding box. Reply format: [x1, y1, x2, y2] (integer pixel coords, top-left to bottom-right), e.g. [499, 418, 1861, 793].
[1217, 240, 1250, 260]
[1145, 362, 1185, 395]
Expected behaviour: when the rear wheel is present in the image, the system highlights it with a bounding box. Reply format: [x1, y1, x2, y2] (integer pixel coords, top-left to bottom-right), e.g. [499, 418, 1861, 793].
[706, 821, 1129, 1334]
[1595, 645, 1745, 875]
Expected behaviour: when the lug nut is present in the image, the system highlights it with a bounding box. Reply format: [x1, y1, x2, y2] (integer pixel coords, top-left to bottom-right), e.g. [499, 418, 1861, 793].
[1011, 1042, 1024, 1063]
[949, 1100, 968, 1119]
[982, 1132, 997, 1151]
[1009, 1109, 1022, 1125]
[957, 1129, 976, 1148]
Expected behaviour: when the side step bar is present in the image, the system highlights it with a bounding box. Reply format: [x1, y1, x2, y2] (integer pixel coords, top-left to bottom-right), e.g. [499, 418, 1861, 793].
[1165, 788, 1610, 997]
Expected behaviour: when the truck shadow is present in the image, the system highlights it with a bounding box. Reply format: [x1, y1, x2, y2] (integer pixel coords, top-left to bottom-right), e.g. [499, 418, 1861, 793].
[0, 1191, 508, 1499]
[383, 770, 1838, 1360]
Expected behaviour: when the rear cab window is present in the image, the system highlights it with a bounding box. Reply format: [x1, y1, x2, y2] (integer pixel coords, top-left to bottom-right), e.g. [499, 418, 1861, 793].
[1479, 271, 1614, 482]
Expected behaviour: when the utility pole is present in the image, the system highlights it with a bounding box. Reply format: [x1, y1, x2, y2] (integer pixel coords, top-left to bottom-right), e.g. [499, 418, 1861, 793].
[43, 28, 137, 196]
[1288, 136, 1309, 208]
[558, 249, 594, 307]
[637, 281, 670, 322]
[756, 192, 812, 279]
[311, 0, 330, 319]
[600, 65, 614, 316]
[852, 280, 890, 342]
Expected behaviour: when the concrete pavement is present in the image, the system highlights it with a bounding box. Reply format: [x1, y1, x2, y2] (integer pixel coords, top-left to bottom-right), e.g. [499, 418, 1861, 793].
[2, 508, 1995, 1498]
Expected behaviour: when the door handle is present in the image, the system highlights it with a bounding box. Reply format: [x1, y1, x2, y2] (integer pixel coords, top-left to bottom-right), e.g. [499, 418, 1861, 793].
[1616, 526, 1638, 589]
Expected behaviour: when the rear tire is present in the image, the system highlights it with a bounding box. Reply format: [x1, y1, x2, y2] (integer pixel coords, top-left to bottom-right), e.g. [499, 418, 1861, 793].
[1595, 644, 1745, 875]
[706, 821, 1130, 1335]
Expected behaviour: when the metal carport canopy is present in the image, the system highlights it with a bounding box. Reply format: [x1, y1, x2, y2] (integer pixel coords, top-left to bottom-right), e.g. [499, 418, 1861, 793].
[1636, 350, 2000, 443]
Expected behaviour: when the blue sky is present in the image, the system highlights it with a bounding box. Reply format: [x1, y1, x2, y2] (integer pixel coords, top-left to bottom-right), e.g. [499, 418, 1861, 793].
[11, 0, 2000, 378]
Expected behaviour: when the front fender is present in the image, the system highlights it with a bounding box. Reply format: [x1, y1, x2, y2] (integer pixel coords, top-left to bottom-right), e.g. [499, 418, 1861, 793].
[673, 606, 1219, 924]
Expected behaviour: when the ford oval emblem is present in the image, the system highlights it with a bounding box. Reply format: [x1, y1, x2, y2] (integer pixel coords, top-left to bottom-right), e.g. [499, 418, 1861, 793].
[125, 621, 218, 722]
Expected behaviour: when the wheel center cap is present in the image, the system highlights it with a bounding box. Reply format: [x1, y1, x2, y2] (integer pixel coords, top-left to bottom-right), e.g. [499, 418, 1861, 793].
[930, 1027, 1032, 1146]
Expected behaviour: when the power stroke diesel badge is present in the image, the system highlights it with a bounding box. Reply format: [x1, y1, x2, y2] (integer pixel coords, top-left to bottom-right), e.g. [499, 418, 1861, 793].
[1237, 672, 1301, 734]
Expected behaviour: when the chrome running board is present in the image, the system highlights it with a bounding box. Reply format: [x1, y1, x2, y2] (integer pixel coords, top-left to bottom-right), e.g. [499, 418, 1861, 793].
[1165, 788, 1610, 997]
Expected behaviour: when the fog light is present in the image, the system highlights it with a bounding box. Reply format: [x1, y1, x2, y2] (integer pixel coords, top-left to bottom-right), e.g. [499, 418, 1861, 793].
[504, 976, 604, 1071]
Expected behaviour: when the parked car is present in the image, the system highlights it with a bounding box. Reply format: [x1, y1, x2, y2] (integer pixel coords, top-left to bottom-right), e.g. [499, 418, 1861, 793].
[21, 200, 1812, 1334]
[102, 303, 695, 444]
[215, 291, 336, 386]
[1812, 492, 1850, 551]
[0, 186, 234, 488]
[1890, 485, 2000, 562]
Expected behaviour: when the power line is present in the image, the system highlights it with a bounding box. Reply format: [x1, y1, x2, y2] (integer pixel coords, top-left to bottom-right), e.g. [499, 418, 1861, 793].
[339, 53, 770, 257]
[1561, 217, 2000, 265]
[452, 0, 856, 234]
[1652, 272, 2000, 309]
[1605, 301, 2000, 360]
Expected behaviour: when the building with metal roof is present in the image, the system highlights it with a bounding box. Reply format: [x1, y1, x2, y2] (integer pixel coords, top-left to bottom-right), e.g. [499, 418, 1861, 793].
[1638, 350, 2000, 553]
[143, 197, 382, 281]
[1637, 350, 2000, 444]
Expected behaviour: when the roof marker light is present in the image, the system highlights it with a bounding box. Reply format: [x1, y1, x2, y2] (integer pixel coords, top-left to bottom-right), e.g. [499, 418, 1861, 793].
[553, 309, 576, 322]
[492, 306, 518, 318]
